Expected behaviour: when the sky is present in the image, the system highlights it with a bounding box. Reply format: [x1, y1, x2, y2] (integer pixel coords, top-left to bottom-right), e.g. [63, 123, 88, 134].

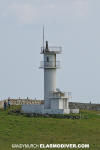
[0, 0, 100, 103]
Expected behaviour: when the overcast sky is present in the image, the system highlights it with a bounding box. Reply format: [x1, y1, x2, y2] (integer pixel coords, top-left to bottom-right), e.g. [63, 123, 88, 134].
[0, 0, 100, 103]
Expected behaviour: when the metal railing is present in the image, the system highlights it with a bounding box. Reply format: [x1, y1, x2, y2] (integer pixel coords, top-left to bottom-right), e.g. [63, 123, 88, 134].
[41, 46, 62, 54]
[40, 61, 60, 68]
[49, 91, 72, 99]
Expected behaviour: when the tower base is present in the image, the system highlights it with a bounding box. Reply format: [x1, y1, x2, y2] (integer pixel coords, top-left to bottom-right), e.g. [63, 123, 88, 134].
[21, 104, 79, 114]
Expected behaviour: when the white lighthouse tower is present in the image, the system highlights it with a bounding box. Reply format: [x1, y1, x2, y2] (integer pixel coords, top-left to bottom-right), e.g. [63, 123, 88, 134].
[40, 41, 61, 109]
[21, 35, 79, 114]
[40, 41, 73, 114]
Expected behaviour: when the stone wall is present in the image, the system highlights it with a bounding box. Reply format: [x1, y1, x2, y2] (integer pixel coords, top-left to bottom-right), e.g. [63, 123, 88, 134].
[0, 101, 4, 108]
[0, 99, 43, 108]
[69, 102, 100, 111]
[0, 99, 100, 111]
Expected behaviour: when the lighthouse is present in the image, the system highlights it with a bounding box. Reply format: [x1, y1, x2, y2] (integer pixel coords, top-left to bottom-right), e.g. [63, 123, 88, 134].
[40, 41, 61, 109]
[21, 36, 79, 114]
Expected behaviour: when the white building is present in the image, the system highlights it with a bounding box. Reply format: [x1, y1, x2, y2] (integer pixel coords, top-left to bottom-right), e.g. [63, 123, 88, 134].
[22, 41, 79, 114]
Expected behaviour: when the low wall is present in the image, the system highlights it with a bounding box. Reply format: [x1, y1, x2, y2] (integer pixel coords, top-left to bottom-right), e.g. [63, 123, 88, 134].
[21, 104, 71, 114]
[0, 101, 4, 108]
[0, 99, 43, 109]
[70, 109, 80, 114]
[69, 102, 100, 111]
[1, 99, 100, 111]
[21, 104, 44, 114]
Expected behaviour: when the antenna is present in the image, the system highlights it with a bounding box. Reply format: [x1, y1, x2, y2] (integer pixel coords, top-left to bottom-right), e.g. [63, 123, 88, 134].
[43, 26, 44, 50]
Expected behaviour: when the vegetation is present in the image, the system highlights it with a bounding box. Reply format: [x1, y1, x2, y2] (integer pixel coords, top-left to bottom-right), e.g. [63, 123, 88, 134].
[0, 106, 100, 150]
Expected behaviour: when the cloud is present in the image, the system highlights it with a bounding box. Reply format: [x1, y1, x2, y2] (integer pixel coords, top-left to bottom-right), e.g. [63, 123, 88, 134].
[70, 0, 89, 16]
[5, 2, 56, 24]
[0, 0, 89, 24]
[8, 2, 37, 24]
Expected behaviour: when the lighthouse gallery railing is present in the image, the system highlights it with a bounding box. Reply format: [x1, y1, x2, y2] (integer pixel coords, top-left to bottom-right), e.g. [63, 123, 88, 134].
[40, 61, 60, 68]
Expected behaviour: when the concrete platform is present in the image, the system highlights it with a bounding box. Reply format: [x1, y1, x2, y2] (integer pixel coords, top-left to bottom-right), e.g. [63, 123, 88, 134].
[21, 104, 79, 114]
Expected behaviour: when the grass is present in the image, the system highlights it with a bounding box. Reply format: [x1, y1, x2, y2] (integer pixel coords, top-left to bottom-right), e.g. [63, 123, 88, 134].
[0, 106, 100, 150]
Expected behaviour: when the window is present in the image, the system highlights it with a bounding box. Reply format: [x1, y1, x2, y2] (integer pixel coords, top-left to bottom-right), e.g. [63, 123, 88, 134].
[47, 57, 49, 62]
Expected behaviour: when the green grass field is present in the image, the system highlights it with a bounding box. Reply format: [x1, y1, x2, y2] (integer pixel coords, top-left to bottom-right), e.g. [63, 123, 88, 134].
[0, 106, 100, 150]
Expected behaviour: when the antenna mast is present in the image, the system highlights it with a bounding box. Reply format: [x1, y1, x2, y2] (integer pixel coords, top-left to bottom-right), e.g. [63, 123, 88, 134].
[43, 26, 44, 50]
